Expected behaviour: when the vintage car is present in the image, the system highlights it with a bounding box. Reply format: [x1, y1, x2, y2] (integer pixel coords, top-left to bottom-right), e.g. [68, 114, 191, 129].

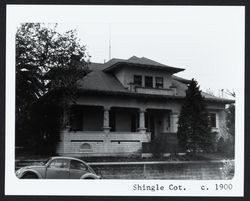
[16, 156, 101, 179]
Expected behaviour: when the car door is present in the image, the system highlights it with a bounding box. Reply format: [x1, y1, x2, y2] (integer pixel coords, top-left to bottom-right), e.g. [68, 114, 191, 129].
[69, 160, 89, 179]
[45, 159, 70, 179]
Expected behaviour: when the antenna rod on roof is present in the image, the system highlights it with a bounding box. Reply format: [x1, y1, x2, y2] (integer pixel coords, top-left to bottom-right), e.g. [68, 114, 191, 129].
[109, 23, 111, 61]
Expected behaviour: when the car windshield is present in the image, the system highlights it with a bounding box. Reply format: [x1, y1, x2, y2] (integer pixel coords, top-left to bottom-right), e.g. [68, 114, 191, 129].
[43, 158, 52, 165]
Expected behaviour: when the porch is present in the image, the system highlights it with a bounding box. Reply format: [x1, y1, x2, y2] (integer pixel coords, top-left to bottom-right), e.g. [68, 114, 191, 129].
[57, 105, 180, 157]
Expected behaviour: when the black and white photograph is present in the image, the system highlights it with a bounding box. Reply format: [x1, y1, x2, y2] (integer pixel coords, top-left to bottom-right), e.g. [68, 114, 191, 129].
[5, 5, 244, 196]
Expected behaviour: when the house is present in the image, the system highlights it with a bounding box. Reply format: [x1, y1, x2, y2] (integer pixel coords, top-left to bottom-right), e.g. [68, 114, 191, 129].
[56, 56, 234, 157]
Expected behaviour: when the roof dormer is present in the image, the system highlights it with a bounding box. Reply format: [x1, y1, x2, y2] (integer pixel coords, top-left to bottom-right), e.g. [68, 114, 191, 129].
[102, 56, 185, 95]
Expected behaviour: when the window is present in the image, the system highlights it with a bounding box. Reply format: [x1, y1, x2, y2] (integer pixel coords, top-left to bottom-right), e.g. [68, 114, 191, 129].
[134, 75, 142, 87]
[48, 159, 69, 169]
[145, 76, 153, 88]
[70, 160, 87, 171]
[155, 77, 163, 88]
[209, 113, 217, 128]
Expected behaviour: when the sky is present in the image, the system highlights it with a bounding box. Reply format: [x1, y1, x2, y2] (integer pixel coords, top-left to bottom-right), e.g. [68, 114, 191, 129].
[12, 5, 245, 97]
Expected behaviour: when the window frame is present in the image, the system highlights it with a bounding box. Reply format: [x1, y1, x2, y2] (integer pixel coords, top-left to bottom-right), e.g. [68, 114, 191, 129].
[133, 75, 142, 87]
[70, 160, 88, 171]
[155, 76, 164, 89]
[145, 76, 153, 88]
[209, 113, 217, 128]
[48, 159, 69, 169]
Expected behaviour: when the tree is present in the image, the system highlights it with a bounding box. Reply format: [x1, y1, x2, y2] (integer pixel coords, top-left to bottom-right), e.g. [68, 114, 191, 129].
[16, 23, 89, 106]
[226, 104, 235, 137]
[220, 103, 235, 158]
[177, 79, 212, 153]
[16, 23, 89, 153]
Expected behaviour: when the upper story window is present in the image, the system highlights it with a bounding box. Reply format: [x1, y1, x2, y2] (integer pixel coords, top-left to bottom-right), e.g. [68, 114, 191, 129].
[155, 77, 163, 88]
[209, 113, 217, 128]
[145, 76, 153, 88]
[134, 75, 142, 87]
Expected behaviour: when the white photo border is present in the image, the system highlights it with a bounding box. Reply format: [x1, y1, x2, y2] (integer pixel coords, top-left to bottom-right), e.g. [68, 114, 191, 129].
[5, 5, 245, 197]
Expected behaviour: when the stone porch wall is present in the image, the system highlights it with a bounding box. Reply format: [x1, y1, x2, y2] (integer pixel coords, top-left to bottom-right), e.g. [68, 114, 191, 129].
[57, 130, 151, 157]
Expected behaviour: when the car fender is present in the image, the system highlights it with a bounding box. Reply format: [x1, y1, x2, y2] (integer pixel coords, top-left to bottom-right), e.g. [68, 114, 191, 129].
[80, 173, 100, 179]
[20, 169, 43, 179]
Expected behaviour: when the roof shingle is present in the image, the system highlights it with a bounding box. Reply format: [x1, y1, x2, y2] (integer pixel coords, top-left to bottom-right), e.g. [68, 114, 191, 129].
[77, 66, 128, 93]
[77, 58, 234, 103]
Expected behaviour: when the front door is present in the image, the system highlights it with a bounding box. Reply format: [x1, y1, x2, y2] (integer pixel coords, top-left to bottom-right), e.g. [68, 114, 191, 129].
[146, 113, 155, 141]
[150, 115, 155, 140]
[147, 111, 165, 141]
[156, 116, 163, 139]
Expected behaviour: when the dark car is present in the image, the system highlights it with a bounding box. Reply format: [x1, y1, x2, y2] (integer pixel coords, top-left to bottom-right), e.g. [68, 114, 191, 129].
[16, 156, 101, 179]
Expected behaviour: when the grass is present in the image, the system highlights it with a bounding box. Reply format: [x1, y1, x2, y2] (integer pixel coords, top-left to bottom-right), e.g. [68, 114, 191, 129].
[80, 153, 228, 163]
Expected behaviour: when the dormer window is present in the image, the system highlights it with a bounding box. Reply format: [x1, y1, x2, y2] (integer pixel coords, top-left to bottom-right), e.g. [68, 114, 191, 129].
[145, 76, 153, 88]
[134, 75, 142, 87]
[155, 77, 163, 88]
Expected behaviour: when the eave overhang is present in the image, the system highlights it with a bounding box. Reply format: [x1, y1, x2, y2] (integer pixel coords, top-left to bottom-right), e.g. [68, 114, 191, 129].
[103, 62, 185, 74]
[77, 88, 235, 104]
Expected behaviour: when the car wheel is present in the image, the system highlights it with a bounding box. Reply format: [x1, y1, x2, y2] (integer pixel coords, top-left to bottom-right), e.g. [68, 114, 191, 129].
[84, 177, 95, 179]
[21, 173, 38, 179]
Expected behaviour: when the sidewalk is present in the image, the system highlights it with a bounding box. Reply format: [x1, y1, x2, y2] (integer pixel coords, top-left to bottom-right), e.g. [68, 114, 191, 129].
[15, 152, 232, 163]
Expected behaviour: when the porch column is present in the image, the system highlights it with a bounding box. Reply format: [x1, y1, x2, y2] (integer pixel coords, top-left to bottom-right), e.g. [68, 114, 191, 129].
[138, 109, 147, 134]
[170, 112, 179, 133]
[103, 107, 111, 133]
